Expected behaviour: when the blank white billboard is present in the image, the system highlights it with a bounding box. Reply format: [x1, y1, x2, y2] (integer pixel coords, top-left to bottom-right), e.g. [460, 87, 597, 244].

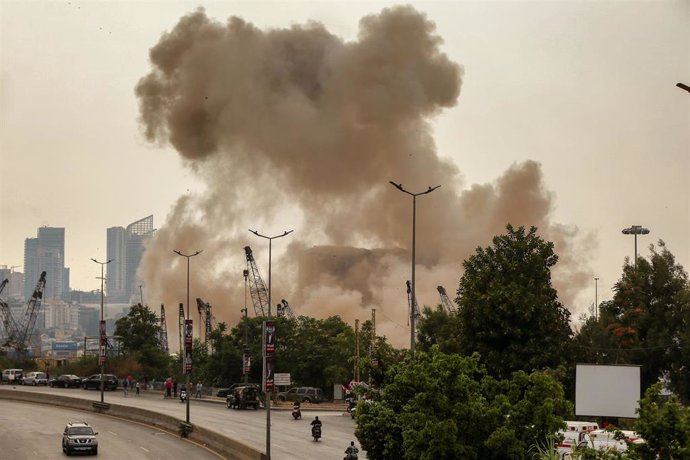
[575, 364, 641, 418]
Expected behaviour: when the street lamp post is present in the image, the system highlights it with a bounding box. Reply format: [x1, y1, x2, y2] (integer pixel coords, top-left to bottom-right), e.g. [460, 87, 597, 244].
[389, 181, 440, 353]
[242, 269, 249, 384]
[91, 258, 113, 404]
[594, 277, 599, 321]
[173, 249, 203, 425]
[249, 229, 293, 460]
[622, 225, 650, 271]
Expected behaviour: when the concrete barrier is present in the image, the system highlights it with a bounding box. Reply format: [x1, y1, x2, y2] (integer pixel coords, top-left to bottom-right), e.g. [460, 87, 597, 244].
[0, 388, 264, 460]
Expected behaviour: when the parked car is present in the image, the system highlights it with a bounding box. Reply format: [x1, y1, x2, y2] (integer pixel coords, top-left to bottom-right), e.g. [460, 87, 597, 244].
[276, 386, 324, 403]
[62, 421, 98, 455]
[82, 374, 118, 391]
[50, 374, 83, 388]
[1, 368, 23, 384]
[22, 371, 48, 386]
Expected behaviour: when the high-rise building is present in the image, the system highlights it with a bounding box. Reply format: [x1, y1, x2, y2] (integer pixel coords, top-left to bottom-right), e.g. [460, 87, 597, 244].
[107, 215, 154, 303]
[24, 227, 66, 300]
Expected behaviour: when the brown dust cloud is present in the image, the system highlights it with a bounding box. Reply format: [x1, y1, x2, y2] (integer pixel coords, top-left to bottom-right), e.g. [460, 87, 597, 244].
[135, 6, 593, 348]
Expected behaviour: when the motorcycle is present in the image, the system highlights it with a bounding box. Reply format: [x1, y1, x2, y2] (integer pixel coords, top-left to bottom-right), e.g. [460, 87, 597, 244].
[292, 406, 302, 420]
[344, 453, 358, 460]
[311, 424, 322, 441]
[179, 388, 187, 403]
[347, 398, 356, 419]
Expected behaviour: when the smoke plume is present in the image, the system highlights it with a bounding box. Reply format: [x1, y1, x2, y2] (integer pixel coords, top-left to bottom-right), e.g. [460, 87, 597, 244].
[136, 6, 593, 348]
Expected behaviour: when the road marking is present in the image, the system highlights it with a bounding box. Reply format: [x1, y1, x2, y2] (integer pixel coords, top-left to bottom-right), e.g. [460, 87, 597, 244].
[140, 446, 150, 452]
[275, 443, 288, 451]
[108, 431, 118, 436]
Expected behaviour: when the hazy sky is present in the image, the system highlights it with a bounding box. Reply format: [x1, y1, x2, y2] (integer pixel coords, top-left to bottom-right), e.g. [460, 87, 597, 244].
[1, 1, 688, 341]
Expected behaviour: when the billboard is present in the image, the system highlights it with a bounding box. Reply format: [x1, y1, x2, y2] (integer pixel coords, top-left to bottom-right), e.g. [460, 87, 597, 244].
[575, 364, 641, 418]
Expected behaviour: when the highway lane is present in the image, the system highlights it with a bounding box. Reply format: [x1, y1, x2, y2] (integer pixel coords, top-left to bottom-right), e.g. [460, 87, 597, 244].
[0, 399, 222, 459]
[1, 385, 362, 460]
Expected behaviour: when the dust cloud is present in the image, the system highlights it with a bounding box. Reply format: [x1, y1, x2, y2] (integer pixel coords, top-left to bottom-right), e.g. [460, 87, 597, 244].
[135, 6, 592, 348]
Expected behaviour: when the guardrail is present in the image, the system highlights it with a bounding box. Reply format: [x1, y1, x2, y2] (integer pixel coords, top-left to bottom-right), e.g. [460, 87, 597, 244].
[0, 388, 264, 460]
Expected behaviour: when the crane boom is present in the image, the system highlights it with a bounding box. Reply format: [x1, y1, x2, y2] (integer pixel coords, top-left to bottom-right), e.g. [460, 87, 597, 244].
[1, 278, 22, 345]
[406, 280, 420, 321]
[436, 286, 456, 313]
[244, 246, 269, 317]
[196, 297, 214, 344]
[159, 304, 169, 354]
[14, 271, 47, 352]
[278, 299, 296, 320]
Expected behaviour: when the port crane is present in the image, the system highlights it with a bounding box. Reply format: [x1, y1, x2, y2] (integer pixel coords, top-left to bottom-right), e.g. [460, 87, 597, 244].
[406, 280, 421, 322]
[244, 246, 269, 317]
[2, 271, 47, 352]
[436, 286, 456, 313]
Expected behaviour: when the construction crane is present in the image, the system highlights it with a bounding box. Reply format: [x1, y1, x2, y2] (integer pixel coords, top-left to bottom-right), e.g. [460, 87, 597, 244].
[436, 286, 456, 313]
[277, 299, 296, 320]
[196, 298, 214, 344]
[3, 271, 47, 352]
[0, 279, 21, 343]
[244, 246, 269, 317]
[406, 280, 421, 322]
[159, 304, 169, 354]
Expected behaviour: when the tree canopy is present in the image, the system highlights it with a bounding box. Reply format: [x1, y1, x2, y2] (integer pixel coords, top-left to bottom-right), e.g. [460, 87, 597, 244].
[456, 225, 573, 379]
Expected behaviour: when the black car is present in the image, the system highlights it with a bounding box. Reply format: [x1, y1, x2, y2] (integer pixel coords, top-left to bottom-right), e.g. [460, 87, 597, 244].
[50, 374, 82, 388]
[82, 374, 118, 391]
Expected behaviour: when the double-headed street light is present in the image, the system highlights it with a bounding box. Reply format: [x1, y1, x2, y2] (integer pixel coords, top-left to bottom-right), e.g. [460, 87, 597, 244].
[173, 249, 203, 425]
[91, 258, 112, 404]
[249, 228, 293, 460]
[622, 225, 650, 271]
[389, 181, 441, 354]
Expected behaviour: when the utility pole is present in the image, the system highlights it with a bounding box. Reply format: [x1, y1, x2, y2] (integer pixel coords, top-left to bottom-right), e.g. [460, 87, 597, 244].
[242, 269, 249, 384]
[91, 258, 113, 404]
[594, 277, 599, 321]
[389, 181, 440, 353]
[354, 319, 360, 383]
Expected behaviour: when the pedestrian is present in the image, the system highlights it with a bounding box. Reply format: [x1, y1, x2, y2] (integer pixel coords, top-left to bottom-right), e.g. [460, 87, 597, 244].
[164, 378, 172, 398]
[135, 381, 140, 396]
[127, 374, 133, 389]
[123, 379, 128, 397]
[195, 381, 202, 399]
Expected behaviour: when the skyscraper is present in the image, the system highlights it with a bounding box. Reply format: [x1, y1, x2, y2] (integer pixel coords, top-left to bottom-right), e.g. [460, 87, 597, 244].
[107, 215, 154, 303]
[24, 227, 66, 300]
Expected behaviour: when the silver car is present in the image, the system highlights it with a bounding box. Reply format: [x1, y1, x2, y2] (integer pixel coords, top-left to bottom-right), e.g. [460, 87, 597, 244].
[22, 371, 48, 385]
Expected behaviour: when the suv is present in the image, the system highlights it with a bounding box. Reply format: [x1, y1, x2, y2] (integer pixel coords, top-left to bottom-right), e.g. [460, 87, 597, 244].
[62, 421, 98, 455]
[276, 386, 324, 403]
[22, 371, 48, 385]
[82, 374, 118, 391]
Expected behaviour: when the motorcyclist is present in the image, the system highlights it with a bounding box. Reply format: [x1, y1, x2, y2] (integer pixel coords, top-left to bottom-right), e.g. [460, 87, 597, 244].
[310, 416, 322, 440]
[292, 401, 302, 419]
[179, 385, 187, 403]
[344, 441, 359, 460]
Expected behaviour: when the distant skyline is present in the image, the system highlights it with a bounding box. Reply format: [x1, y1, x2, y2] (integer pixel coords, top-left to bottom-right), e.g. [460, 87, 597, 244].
[1, 1, 688, 344]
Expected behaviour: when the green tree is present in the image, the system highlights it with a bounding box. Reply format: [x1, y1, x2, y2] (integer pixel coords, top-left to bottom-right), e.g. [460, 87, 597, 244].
[417, 306, 463, 355]
[114, 303, 170, 378]
[632, 384, 690, 459]
[457, 225, 572, 380]
[355, 347, 571, 460]
[576, 242, 690, 398]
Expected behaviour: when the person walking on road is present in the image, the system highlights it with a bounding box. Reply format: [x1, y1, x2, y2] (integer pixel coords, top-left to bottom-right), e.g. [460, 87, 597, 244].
[195, 381, 202, 398]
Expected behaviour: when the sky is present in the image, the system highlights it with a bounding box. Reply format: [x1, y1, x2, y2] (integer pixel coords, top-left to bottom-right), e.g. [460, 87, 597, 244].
[1, 0, 688, 347]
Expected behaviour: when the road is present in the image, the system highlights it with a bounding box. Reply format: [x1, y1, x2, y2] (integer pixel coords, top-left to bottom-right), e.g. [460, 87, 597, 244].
[0, 385, 360, 459]
[0, 399, 222, 459]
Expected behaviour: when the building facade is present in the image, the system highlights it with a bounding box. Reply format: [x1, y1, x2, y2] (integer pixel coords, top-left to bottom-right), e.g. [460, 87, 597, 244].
[106, 215, 154, 303]
[23, 227, 67, 301]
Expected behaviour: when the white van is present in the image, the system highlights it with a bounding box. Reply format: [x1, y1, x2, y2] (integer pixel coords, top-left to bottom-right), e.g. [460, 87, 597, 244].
[556, 421, 600, 458]
[578, 429, 644, 453]
[1, 368, 24, 384]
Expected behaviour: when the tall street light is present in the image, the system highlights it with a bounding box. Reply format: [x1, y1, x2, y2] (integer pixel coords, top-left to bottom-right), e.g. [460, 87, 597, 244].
[594, 277, 599, 321]
[242, 269, 249, 384]
[91, 258, 112, 404]
[249, 228, 293, 460]
[677, 82, 690, 94]
[173, 249, 203, 425]
[622, 225, 650, 271]
[389, 181, 440, 354]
